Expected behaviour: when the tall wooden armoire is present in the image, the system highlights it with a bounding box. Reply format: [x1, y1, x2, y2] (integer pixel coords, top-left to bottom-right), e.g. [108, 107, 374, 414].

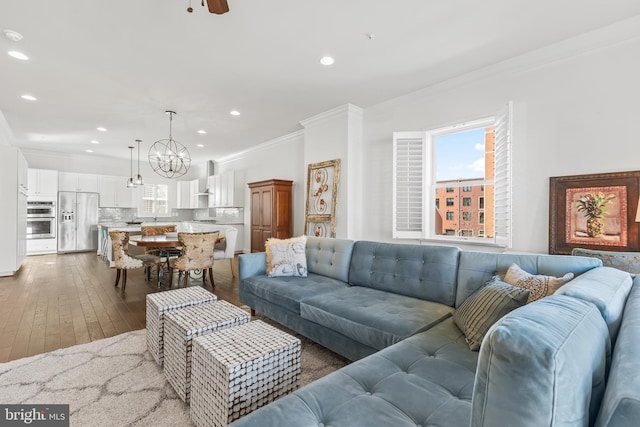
[248, 179, 293, 252]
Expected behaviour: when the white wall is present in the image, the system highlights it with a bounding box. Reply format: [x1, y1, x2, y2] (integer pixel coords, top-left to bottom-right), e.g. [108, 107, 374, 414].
[362, 17, 640, 253]
[300, 105, 364, 239]
[216, 131, 306, 252]
[15, 17, 640, 255]
[0, 112, 15, 147]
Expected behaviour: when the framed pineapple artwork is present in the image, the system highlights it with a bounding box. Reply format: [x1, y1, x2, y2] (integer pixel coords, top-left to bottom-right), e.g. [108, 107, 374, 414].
[549, 170, 640, 254]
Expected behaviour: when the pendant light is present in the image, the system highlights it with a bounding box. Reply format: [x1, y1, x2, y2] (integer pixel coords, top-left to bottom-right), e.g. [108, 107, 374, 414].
[149, 110, 191, 178]
[134, 139, 143, 185]
[126, 146, 136, 188]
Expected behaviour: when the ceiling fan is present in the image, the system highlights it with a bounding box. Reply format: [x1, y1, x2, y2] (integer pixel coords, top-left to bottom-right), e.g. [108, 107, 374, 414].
[186, 0, 229, 15]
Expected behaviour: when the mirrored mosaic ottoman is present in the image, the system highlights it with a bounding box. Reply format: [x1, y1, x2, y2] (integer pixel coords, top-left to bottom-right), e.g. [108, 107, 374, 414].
[163, 300, 251, 403]
[146, 287, 217, 365]
[190, 320, 301, 427]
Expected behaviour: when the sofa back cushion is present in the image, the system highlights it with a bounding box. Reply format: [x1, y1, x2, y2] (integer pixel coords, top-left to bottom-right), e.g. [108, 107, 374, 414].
[306, 237, 355, 283]
[456, 251, 602, 308]
[471, 295, 610, 427]
[348, 241, 460, 306]
[555, 266, 632, 344]
[572, 247, 640, 275]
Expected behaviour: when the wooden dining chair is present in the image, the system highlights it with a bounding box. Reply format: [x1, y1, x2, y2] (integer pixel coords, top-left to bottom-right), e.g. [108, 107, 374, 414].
[168, 232, 219, 288]
[109, 230, 161, 291]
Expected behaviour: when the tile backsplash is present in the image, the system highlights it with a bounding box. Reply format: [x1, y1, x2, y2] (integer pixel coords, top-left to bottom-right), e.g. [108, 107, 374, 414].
[99, 208, 195, 223]
[99, 208, 137, 223]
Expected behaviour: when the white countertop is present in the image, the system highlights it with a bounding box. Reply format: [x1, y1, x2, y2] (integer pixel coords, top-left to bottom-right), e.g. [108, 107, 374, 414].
[98, 221, 240, 232]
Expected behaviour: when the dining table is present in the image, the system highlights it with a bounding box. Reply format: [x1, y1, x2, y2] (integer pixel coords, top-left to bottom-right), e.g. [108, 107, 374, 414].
[129, 234, 225, 284]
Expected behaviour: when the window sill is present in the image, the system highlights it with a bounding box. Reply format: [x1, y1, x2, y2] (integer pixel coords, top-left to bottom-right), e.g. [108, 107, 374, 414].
[394, 236, 508, 250]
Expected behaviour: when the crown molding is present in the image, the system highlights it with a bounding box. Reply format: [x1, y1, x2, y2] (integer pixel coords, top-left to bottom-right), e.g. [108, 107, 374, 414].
[373, 14, 640, 110]
[217, 129, 305, 164]
[299, 103, 363, 128]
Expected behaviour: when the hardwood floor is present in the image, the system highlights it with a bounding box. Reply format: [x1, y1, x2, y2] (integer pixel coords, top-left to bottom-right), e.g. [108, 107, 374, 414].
[0, 252, 241, 363]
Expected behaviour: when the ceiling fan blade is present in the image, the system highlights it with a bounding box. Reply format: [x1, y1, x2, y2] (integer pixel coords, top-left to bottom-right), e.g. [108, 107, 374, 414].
[206, 0, 229, 14]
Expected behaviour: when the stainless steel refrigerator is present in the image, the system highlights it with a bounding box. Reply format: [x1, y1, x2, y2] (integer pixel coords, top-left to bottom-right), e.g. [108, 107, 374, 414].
[58, 191, 99, 253]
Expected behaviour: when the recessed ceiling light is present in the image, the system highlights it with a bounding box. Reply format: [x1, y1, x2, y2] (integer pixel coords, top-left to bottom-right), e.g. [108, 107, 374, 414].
[230, 110, 240, 116]
[8, 50, 29, 60]
[197, 130, 207, 134]
[96, 127, 107, 132]
[21, 94, 37, 101]
[85, 149, 94, 153]
[3, 29, 23, 42]
[90, 140, 100, 144]
[320, 56, 335, 66]
[196, 144, 204, 148]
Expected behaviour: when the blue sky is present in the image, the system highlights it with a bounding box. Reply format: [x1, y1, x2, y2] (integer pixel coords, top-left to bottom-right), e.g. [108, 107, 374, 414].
[435, 128, 485, 181]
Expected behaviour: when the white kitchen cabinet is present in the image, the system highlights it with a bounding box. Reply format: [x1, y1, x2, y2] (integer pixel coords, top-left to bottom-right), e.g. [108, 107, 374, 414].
[27, 238, 57, 255]
[98, 175, 135, 207]
[208, 170, 244, 207]
[207, 175, 221, 207]
[27, 168, 58, 199]
[0, 147, 27, 276]
[59, 172, 99, 192]
[176, 181, 191, 208]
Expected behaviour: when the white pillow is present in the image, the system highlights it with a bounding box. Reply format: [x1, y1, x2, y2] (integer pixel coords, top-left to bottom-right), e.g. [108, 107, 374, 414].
[504, 263, 573, 303]
[265, 236, 308, 277]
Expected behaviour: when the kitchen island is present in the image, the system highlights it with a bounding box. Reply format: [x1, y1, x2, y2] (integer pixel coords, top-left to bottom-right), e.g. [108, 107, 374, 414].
[98, 222, 239, 267]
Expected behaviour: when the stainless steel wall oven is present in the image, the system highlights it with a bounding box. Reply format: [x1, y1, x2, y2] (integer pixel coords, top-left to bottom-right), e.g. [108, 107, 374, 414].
[27, 201, 56, 239]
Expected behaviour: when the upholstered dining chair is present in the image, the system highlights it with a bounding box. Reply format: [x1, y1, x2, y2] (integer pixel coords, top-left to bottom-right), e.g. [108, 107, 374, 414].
[168, 232, 219, 288]
[109, 230, 161, 291]
[213, 227, 238, 277]
[141, 225, 179, 256]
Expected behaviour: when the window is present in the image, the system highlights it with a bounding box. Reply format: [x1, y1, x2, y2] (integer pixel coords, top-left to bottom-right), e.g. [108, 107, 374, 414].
[392, 103, 512, 247]
[140, 184, 169, 216]
[435, 198, 440, 209]
[446, 198, 454, 206]
[460, 229, 473, 237]
[462, 211, 471, 221]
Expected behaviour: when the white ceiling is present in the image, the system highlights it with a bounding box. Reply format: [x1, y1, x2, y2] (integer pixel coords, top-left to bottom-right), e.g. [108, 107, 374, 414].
[1, 0, 639, 163]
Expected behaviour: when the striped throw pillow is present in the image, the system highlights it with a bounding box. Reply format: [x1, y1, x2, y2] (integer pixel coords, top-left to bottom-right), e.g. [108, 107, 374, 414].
[453, 276, 530, 351]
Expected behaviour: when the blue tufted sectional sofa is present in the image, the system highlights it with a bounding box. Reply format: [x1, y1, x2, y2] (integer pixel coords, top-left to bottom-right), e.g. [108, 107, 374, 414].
[231, 237, 640, 427]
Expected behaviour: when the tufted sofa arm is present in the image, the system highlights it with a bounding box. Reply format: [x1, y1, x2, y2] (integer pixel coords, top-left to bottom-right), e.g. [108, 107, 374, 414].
[238, 252, 267, 281]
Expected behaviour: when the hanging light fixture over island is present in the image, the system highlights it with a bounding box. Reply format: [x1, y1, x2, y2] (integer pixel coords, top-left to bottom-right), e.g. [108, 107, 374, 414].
[149, 111, 191, 179]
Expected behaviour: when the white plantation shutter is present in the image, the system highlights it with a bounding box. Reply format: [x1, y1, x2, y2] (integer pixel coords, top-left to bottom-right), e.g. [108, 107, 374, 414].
[140, 184, 169, 216]
[392, 103, 512, 247]
[393, 132, 424, 238]
[493, 102, 513, 248]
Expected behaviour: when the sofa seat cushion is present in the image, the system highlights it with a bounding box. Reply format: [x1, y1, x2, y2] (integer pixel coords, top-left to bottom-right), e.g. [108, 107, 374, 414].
[241, 273, 348, 314]
[300, 286, 453, 350]
[230, 318, 477, 427]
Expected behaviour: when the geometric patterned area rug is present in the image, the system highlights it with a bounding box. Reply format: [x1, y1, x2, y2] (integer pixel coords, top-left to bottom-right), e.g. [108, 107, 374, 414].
[0, 317, 349, 427]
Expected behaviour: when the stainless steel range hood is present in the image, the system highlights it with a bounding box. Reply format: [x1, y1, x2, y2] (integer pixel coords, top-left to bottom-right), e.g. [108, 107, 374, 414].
[194, 160, 215, 196]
